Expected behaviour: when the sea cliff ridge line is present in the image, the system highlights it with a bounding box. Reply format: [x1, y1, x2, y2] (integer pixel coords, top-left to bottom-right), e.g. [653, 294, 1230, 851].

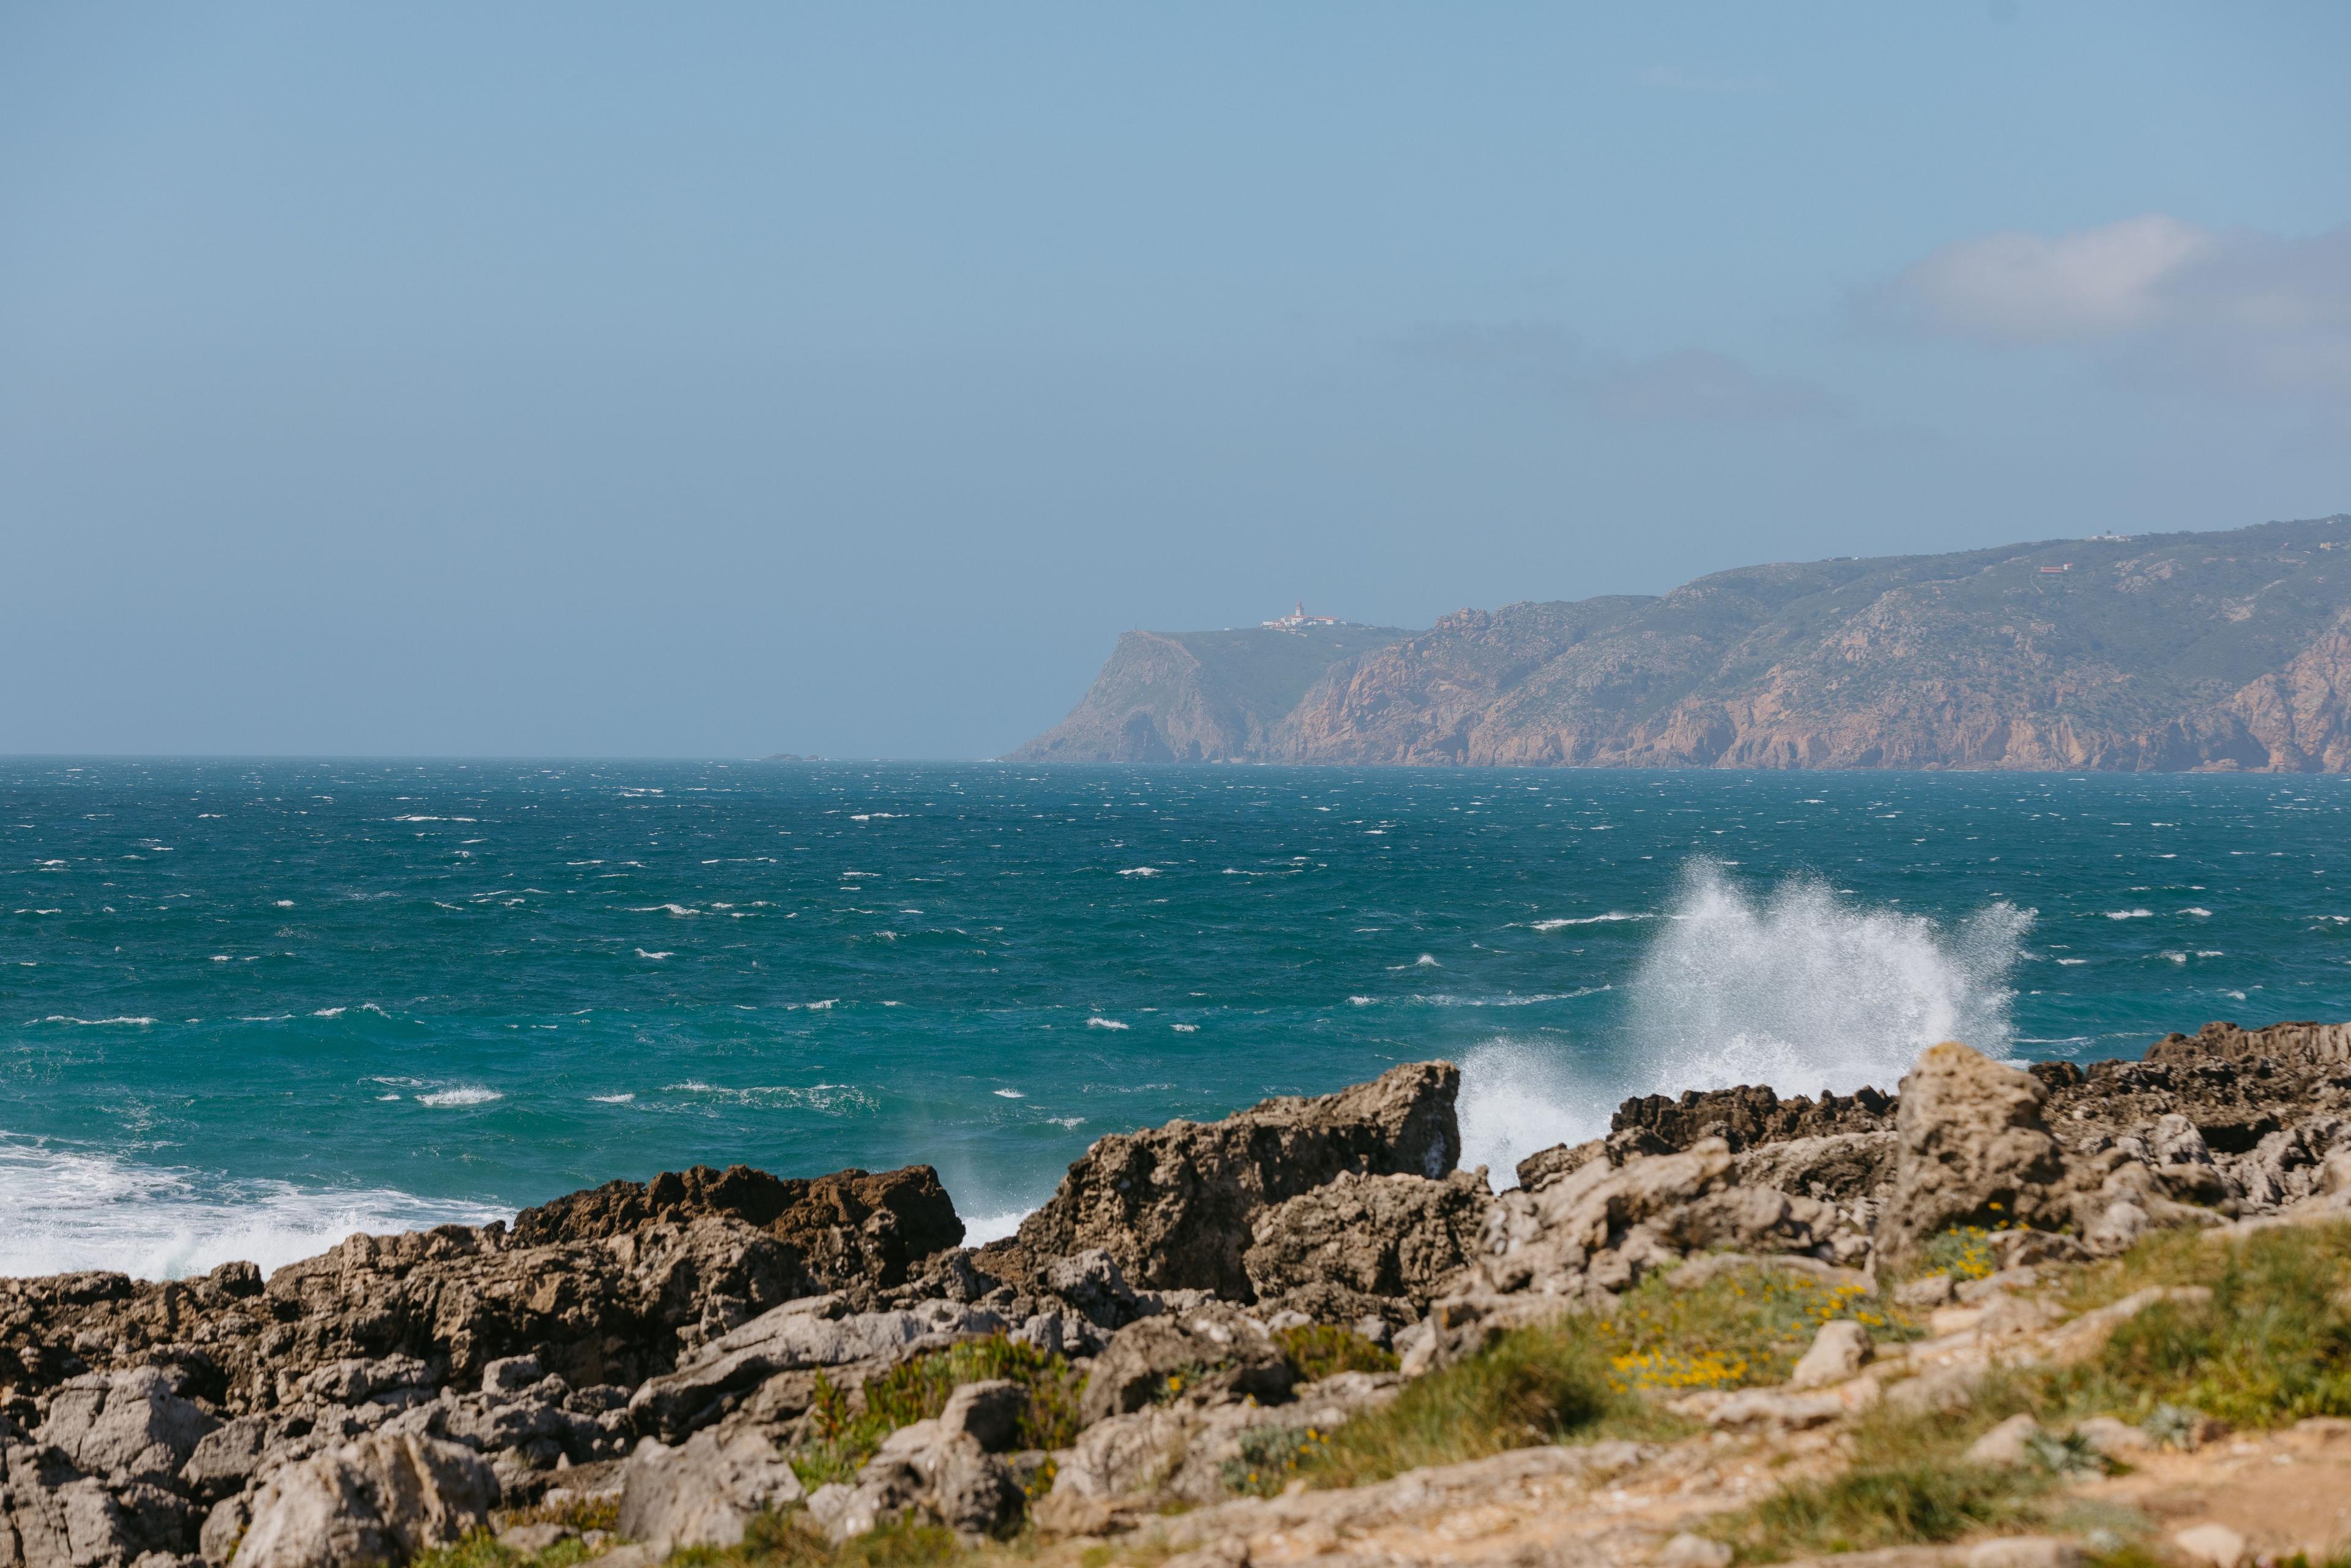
[1011, 513, 2351, 770]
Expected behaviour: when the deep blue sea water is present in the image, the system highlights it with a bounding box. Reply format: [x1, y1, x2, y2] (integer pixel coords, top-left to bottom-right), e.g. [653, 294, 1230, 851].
[7, 760, 2350, 1280]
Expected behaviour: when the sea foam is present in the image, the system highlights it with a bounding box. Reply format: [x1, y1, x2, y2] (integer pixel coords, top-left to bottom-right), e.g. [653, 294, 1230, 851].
[1457, 862, 2028, 1181]
[0, 1134, 507, 1281]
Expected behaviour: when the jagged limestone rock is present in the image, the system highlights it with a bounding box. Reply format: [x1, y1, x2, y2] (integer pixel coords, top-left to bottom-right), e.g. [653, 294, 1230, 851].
[1078, 1307, 1293, 1427]
[1242, 1168, 1492, 1322]
[1002, 1062, 1462, 1299]
[1878, 1043, 2072, 1262]
[234, 1433, 495, 1568]
[615, 1427, 803, 1553]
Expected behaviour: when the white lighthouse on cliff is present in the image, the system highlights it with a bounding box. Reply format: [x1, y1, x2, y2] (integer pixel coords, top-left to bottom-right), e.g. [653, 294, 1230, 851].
[1261, 600, 1338, 631]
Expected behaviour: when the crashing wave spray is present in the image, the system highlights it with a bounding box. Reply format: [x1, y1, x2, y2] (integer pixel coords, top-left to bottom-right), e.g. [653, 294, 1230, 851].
[1457, 861, 2030, 1180]
[1631, 862, 2030, 1098]
[0, 1134, 509, 1281]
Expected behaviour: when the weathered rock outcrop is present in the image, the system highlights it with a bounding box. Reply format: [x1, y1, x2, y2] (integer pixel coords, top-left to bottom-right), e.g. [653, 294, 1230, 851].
[3, 1027, 2349, 1568]
[234, 1433, 495, 1568]
[628, 1295, 1005, 1443]
[1609, 1084, 1897, 1157]
[1078, 1305, 1295, 1427]
[999, 1062, 1463, 1299]
[509, 1163, 962, 1297]
[1878, 1043, 2073, 1261]
[617, 1427, 804, 1552]
[1243, 1169, 1493, 1324]
[804, 1380, 1027, 1543]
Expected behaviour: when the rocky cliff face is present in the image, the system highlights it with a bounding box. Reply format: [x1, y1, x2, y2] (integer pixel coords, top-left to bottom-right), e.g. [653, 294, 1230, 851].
[1010, 624, 1415, 763]
[1016, 516, 2351, 771]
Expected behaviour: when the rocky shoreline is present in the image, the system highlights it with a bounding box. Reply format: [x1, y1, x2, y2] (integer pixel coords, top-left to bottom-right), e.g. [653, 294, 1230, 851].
[5, 1022, 2349, 1568]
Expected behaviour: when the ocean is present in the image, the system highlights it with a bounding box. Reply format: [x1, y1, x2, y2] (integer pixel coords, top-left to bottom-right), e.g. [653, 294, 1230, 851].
[6, 760, 2349, 1281]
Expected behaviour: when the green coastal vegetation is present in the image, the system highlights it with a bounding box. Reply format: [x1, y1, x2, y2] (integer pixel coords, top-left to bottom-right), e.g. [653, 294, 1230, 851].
[414, 1216, 2351, 1568]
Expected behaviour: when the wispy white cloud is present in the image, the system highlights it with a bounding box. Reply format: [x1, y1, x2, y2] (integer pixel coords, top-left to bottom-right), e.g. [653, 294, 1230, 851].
[1873, 215, 2351, 412]
[1884, 214, 2214, 342]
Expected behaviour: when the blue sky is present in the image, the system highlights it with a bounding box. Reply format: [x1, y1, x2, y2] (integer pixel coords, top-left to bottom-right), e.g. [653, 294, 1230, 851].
[4, 4, 2347, 757]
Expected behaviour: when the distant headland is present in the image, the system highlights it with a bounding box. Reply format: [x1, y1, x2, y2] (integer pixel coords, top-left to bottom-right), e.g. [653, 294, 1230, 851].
[1010, 514, 2351, 771]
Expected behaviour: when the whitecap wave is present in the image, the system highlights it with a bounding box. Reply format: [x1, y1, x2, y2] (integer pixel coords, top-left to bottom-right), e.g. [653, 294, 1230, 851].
[0, 1134, 507, 1281]
[416, 1087, 502, 1108]
[1529, 913, 1650, 931]
[1086, 1016, 1130, 1030]
[2105, 909, 2153, 920]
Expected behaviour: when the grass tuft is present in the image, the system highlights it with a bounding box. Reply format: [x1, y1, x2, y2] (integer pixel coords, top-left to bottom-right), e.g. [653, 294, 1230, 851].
[1301, 1317, 1638, 1487]
[1274, 1324, 1398, 1381]
[1598, 1266, 1916, 1394]
[1727, 1462, 2050, 1559]
[2045, 1219, 2351, 1430]
[792, 1334, 1084, 1488]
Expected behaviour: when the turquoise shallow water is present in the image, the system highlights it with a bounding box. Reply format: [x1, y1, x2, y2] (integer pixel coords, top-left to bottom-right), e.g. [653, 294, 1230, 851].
[6, 760, 2349, 1278]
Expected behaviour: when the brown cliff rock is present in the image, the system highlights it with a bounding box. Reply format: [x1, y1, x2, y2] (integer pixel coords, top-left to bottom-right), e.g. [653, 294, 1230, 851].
[1608, 1082, 1897, 1157]
[1242, 1168, 1493, 1322]
[1000, 1062, 1461, 1299]
[509, 1163, 962, 1294]
[1018, 516, 2351, 773]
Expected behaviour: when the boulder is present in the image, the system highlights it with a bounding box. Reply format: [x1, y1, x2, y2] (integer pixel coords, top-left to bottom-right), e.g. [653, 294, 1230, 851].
[1002, 1061, 1462, 1298]
[626, 1296, 1004, 1442]
[1242, 1168, 1493, 1322]
[233, 1433, 495, 1568]
[511, 1163, 964, 1296]
[1787, 1321, 1872, 1389]
[806, 1419, 1022, 1543]
[615, 1427, 803, 1552]
[1877, 1043, 2072, 1262]
[1513, 1139, 1604, 1194]
[1078, 1307, 1294, 1427]
[1, 1439, 146, 1568]
[1044, 1373, 1398, 1517]
[1964, 1412, 2047, 1467]
[932, 1380, 1026, 1452]
[1041, 1250, 1145, 1329]
[180, 1416, 272, 1503]
[39, 1367, 217, 1485]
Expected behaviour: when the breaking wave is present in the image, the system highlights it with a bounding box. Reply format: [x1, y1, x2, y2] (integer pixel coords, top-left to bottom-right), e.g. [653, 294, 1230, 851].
[0, 1134, 507, 1281]
[1458, 862, 2030, 1182]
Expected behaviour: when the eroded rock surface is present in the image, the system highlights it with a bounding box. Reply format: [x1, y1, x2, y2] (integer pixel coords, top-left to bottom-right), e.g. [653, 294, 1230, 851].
[3, 1030, 2348, 1567]
[999, 1061, 1463, 1297]
[1243, 1168, 1492, 1323]
[1879, 1043, 2073, 1261]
